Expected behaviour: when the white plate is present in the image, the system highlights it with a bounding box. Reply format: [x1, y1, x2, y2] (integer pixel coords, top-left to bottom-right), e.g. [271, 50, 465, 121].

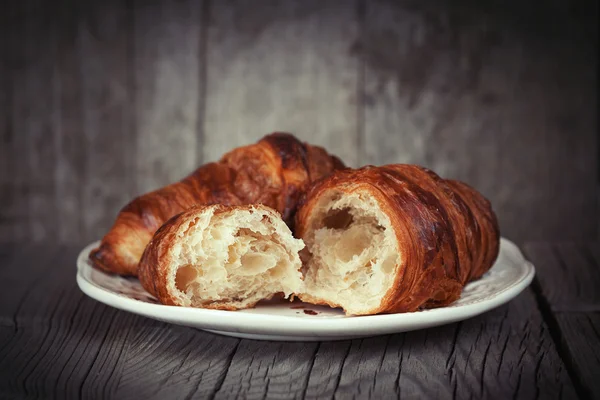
[76, 238, 534, 341]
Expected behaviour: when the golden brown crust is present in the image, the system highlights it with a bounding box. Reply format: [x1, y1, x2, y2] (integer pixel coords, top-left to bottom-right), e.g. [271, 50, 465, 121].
[91, 133, 344, 276]
[138, 204, 283, 309]
[295, 164, 500, 314]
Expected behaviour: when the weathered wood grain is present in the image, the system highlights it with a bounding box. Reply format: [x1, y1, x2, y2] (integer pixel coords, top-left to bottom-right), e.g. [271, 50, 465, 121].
[114, 323, 240, 399]
[304, 291, 575, 399]
[525, 243, 600, 399]
[79, 0, 136, 242]
[554, 313, 600, 400]
[0, 245, 138, 399]
[0, 246, 66, 397]
[302, 341, 351, 398]
[203, 0, 360, 166]
[361, 0, 597, 243]
[133, 0, 203, 194]
[212, 341, 320, 399]
[525, 243, 600, 312]
[0, 245, 45, 364]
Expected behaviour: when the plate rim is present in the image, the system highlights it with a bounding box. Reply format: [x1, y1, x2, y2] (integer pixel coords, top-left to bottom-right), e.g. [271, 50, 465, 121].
[76, 238, 535, 336]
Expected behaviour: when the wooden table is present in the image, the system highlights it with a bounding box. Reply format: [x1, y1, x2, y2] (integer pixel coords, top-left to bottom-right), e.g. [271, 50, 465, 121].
[1, 243, 598, 399]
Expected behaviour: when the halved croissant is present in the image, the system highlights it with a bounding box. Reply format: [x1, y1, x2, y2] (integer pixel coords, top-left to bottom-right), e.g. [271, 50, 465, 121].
[90, 133, 344, 276]
[138, 204, 304, 309]
[294, 164, 500, 315]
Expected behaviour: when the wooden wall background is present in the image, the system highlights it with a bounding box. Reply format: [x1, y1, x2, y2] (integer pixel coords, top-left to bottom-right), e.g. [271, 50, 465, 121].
[0, 0, 597, 245]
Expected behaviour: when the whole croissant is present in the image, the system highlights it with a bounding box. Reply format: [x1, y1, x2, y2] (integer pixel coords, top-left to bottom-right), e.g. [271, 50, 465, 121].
[294, 164, 500, 315]
[90, 133, 345, 276]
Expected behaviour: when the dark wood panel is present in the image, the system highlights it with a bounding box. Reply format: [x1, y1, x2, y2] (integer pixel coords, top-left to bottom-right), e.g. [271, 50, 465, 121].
[524, 243, 600, 399]
[20, 2, 58, 243]
[133, 0, 203, 194]
[0, 0, 596, 244]
[361, 0, 597, 243]
[2, 1, 58, 243]
[54, 0, 86, 242]
[7, 22, 33, 243]
[204, 0, 360, 166]
[79, 0, 136, 242]
[0, 9, 10, 242]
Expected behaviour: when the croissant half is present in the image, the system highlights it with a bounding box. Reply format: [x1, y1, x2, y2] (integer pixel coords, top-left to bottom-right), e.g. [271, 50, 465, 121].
[294, 165, 500, 315]
[90, 133, 344, 276]
[138, 204, 304, 309]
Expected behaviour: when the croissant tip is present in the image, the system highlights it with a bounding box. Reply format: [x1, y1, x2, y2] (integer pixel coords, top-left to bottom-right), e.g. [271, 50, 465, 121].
[89, 246, 107, 268]
[90, 244, 128, 276]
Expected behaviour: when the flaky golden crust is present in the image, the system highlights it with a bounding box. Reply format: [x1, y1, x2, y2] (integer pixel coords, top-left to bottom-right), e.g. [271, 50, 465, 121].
[91, 133, 344, 276]
[295, 164, 500, 314]
[445, 180, 500, 282]
[138, 204, 284, 309]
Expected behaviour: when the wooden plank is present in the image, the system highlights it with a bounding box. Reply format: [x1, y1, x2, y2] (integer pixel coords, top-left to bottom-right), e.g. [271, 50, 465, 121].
[0, 245, 247, 399]
[362, 0, 597, 242]
[524, 243, 600, 312]
[0, 5, 10, 242]
[554, 313, 600, 400]
[212, 341, 320, 399]
[0, 246, 57, 323]
[7, 297, 113, 398]
[133, 0, 202, 194]
[305, 290, 575, 399]
[23, 1, 58, 242]
[79, 0, 135, 243]
[4, 1, 58, 243]
[0, 246, 68, 397]
[302, 341, 351, 398]
[114, 324, 240, 399]
[204, 0, 360, 166]
[0, 245, 48, 363]
[53, 0, 86, 242]
[7, 6, 32, 243]
[0, 245, 139, 399]
[9, 0, 56, 241]
[525, 243, 600, 399]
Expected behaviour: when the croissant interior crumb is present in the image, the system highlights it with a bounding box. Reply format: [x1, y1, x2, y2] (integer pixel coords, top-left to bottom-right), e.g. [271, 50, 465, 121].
[301, 191, 400, 315]
[169, 207, 304, 309]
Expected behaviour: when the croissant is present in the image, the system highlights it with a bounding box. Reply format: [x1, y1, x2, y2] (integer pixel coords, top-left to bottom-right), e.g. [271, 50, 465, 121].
[90, 133, 344, 276]
[294, 164, 500, 315]
[138, 204, 304, 309]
